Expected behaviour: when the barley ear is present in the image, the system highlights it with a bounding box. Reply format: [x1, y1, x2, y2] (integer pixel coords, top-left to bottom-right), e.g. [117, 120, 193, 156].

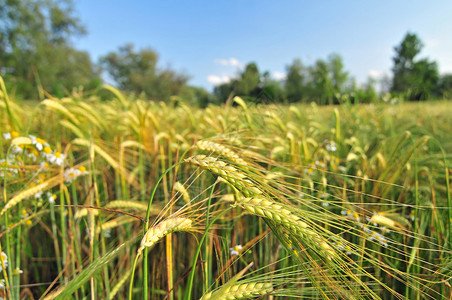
[1, 174, 63, 216]
[200, 282, 273, 300]
[138, 217, 192, 254]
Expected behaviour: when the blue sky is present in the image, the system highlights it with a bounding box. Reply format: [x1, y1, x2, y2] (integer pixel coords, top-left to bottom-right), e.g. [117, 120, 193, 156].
[75, 1, 452, 91]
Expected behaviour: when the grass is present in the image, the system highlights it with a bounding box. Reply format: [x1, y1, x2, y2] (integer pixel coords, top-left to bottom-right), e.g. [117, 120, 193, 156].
[1, 78, 452, 299]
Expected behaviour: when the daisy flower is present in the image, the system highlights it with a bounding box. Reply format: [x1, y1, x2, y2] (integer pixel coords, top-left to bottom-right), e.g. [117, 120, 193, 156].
[2, 132, 11, 140]
[229, 245, 242, 256]
[29, 135, 48, 151]
[325, 140, 337, 152]
[48, 151, 65, 166]
[13, 267, 23, 275]
[64, 166, 88, 183]
[47, 192, 56, 204]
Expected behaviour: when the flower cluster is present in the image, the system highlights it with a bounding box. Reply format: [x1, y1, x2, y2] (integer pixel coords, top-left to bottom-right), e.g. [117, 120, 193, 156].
[0, 157, 19, 178]
[325, 140, 337, 152]
[304, 160, 326, 176]
[2, 132, 66, 167]
[64, 166, 88, 183]
[304, 155, 342, 177]
[341, 209, 361, 222]
[1, 132, 88, 207]
[341, 210, 391, 247]
[331, 237, 352, 255]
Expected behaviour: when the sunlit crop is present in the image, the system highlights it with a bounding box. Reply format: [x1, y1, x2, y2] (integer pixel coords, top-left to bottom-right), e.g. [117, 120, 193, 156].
[1, 77, 451, 299]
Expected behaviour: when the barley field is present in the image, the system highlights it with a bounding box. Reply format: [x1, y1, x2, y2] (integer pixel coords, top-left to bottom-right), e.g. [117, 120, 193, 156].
[1, 78, 452, 299]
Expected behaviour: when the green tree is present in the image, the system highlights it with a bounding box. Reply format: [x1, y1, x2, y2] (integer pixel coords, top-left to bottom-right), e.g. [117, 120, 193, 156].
[179, 85, 211, 107]
[236, 62, 261, 98]
[213, 80, 236, 104]
[304, 54, 350, 105]
[0, 0, 100, 98]
[437, 74, 452, 99]
[309, 59, 334, 104]
[212, 62, 263, 103]
[353, 77, 378, 104]
[328, 53, 349, 94]
[391, 32, 439, 100]
[260, 71, 285, 103]
[100, 44, 189, 101]
[285, 59, 307, 103]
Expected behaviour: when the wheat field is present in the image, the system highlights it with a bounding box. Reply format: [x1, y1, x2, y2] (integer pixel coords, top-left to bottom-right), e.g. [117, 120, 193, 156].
[1, 78, 452, 299]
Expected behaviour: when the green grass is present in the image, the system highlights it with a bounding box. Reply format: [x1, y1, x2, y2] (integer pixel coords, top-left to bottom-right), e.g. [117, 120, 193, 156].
[1, 81, 451, 299]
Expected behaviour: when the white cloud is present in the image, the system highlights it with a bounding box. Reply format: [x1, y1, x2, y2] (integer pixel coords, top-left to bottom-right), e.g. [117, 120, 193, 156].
[273, 71, 286, 80]
[214, 58, 243, 68]
[207, 75, 232, 85]
[368, 70, 386, 78]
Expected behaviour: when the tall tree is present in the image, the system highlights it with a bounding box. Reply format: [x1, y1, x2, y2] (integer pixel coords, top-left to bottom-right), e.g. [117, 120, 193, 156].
[309, 59, 334, 105]
[100, 44, 189, 101]
[285, 59, 306, 103]
[0, 0, 100, 98]
[236, 62, 261, 97]
[305, 54, 350, 105]
[391, 32, 439, 100]
[328, 53, 349, 93]
[213, 80, 236, 104]
[260, 71, 285, 103]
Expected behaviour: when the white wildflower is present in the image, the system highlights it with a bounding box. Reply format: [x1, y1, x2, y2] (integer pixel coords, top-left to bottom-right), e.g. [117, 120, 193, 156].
[48, 151, 65, 166]
[47, 192, 56, 204]
[325, 140, 337, 152]
[229, 245, 242, 256]
[34, 191, 43, 199]
[11, 144, 22, 154]
[13, 267, 23, 275]
[64, 166, 88, 183]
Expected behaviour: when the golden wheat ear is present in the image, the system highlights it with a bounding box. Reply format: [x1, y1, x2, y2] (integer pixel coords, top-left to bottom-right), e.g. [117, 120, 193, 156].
[138, 217, 193, 254]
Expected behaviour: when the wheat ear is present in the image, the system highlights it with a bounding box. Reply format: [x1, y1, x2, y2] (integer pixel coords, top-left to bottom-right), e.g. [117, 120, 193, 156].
[233, 197, 337, 260]
[195, 141, 248, 167]
[185, 155, 261, 197]
[1, 175, 63, 216]
[138, 217, 192, 253]
[174, 182, 191, 204]
[200, 282, 273, 300]
[110, 267, 133, 299]
[105, 200, 151, 212]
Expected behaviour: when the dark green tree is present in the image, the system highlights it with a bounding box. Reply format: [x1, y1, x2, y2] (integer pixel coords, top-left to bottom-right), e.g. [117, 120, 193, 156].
[391, 32, 439, 100]
[100, 44, 189, 101]
[212, 62, 263, 103]
[305, 54, 350, 105]
[0, 0, 100, 98]
[179, 86, 211, 107]
[437, 74, 452, 99]
[353, 77, 378, 104]
[213, 80, 237, 103]
[236, 62, 261, 98]
[285, 59, 307, 103]
[309, 59, 334, 104]
[329, 53, 349, 94]
[259, 71, 285, 103]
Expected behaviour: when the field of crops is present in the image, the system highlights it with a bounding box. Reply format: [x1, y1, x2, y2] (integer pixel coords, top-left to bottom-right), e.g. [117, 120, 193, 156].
[1, 78, 452, 299]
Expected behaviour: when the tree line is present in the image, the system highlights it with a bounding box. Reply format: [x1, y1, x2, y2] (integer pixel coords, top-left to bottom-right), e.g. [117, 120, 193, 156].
[1, 0, 452, 105]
